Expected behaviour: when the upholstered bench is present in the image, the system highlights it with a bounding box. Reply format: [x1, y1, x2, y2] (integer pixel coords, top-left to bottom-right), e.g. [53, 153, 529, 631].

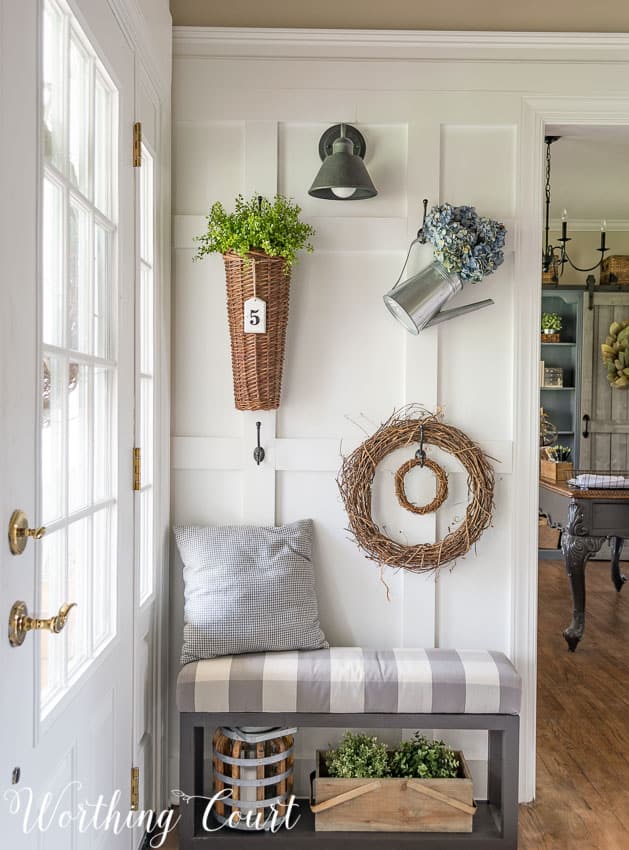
[178, 647, 521, 849]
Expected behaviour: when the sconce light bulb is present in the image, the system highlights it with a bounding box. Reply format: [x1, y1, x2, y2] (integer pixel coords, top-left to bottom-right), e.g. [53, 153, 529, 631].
[602, 220, 607, 231]
[331, 187, 357, 199]
[562, 208, 567, 221]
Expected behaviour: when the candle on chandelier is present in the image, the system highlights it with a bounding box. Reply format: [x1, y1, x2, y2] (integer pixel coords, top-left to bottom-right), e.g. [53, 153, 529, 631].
[600, 220, 607, 251]
[561, 209, 568, 240]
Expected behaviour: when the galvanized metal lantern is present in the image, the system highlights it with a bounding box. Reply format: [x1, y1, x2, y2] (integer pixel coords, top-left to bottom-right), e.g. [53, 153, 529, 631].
[212, 726, 296, 831]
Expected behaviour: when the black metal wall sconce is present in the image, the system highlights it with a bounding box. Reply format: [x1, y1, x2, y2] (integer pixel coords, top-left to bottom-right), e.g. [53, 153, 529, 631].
[308, 123, 377, 201]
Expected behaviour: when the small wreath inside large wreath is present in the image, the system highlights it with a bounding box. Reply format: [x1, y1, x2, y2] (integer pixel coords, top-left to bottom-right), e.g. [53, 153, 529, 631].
[337, 408, 495, 574]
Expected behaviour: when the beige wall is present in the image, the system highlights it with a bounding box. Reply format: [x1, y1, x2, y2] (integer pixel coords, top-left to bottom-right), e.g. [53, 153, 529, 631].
[170, 0, 629, 31]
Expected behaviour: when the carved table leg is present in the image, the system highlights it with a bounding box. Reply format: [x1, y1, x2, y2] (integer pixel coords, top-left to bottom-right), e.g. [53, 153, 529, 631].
[561, 501, 605, 652]
[610, 536, 627, 592]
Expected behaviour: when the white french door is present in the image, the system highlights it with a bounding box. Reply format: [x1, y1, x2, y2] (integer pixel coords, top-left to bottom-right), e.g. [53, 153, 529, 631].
[0, 0, 135, 846]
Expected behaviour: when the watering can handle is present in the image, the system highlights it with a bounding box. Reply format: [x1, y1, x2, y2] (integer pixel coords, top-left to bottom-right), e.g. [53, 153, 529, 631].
[392, 236, 424, 290]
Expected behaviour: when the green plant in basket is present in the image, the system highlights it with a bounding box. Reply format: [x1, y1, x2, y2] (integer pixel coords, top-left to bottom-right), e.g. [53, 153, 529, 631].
[325, 733, 391, 779]
[193, 193, 315, 270]
[390, 733, 459, 780]
[541, 312, 562, 333]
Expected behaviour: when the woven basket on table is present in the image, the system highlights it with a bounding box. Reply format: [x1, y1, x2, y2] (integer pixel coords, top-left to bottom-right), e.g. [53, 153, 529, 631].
[223, 250, 290, 411]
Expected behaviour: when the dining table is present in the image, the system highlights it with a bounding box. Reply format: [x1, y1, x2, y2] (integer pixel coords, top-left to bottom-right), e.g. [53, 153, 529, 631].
[539, 479, 629, 651]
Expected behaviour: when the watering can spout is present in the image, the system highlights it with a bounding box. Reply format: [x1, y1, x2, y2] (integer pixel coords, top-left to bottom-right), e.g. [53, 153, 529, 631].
[424, 298, 494, 328]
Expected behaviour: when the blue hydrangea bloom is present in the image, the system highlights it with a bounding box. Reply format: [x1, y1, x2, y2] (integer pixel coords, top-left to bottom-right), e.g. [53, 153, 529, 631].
[423, 203, 506, 283]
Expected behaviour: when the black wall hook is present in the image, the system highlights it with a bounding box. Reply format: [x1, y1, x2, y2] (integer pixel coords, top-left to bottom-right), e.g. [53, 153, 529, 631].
[415, 423, 426, 467]
[253, 421, 265, 465]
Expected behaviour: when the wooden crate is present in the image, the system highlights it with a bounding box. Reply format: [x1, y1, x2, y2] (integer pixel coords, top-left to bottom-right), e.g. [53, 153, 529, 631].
[310, 751, 475, 833]
[540, 460, 573, 483]
[600, 255, 629, 285]
[541, 332, 560, 343]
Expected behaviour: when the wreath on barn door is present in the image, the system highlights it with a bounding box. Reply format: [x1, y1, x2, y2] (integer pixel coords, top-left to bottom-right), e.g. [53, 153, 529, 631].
[337, 408, 495, 575]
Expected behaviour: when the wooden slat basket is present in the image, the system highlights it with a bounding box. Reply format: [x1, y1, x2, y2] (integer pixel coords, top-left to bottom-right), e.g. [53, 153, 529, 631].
[223, 250, 291, 411]
[310, 751, 476, 833]
[212, 726, 296, 830]
[540, 460, 573, 483]
[600, 255, 629, 285]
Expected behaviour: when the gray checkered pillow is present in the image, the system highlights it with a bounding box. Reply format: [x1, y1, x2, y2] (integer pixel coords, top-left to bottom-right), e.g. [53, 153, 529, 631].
[174, 519, 328, 664]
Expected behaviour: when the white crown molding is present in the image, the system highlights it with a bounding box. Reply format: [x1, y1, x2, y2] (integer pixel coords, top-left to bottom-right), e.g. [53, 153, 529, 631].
[173, 26, 629, 61]
[549, 218, 629, 231]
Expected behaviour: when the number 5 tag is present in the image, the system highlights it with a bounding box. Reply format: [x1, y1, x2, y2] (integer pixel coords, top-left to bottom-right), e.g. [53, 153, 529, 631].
[244, 297, 267, 334]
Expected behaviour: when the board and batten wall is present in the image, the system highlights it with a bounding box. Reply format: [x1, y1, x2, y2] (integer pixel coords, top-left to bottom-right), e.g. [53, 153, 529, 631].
[169, 30, 629, 802]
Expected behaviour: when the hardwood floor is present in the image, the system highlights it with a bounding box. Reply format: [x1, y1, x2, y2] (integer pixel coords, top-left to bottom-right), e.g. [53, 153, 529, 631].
[164, 558, 629, 848]
[519, 558, 629, 850]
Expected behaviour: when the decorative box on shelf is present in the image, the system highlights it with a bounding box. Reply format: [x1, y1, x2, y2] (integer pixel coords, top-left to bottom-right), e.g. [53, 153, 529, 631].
[543, 367, 563, 387]
[600, 255, 629, 285]
[540, 460, 573, 483]
[310, 751, 475, 834]
[541, 332, 560, 343]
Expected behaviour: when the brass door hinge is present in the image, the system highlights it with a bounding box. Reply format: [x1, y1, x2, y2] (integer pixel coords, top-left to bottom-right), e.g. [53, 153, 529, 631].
[130, 766, 140, 811]
[133, 447, 141, 491]
[133, 122, 142, 167]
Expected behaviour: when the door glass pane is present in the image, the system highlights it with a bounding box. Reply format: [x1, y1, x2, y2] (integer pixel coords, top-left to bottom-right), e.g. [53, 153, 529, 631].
[94, 223, 113, 359]
[42, 356, 65, 524]
[40, 0, 118, 717]
[94, 367, 113, 502]
[40, 530, 65, 706]
[42, 0, 64, 169]
[93, 507, 114, 647]
[67, 362, 90, 513]
[94, 73, 112, 217]
[138, 144, 155, 605]
[42, 176, 64, 346]
[139, 489, 153, 604]
[68, 32, 89, 194]
[68, 199, 91, 353]
[67, 518, 90, 674]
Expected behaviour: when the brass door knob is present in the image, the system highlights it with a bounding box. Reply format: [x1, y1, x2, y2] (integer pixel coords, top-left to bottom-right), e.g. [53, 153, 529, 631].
[8, 510, 46, 555]
[8, 601, 76, 647]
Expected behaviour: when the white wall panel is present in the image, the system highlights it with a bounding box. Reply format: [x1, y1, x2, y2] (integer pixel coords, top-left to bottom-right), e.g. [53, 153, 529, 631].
[277, 471, 405, 647]
[278, 252, 405, 439]
[173, 251, 238, 435]
[173, 121, 244, 213]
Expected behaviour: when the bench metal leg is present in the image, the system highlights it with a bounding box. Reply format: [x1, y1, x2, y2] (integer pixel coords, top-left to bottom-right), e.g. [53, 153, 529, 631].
[488, 715, 519, 849]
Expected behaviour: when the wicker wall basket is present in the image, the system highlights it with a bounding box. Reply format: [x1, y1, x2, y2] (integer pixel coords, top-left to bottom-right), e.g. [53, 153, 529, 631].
[223, 250, 291, 411]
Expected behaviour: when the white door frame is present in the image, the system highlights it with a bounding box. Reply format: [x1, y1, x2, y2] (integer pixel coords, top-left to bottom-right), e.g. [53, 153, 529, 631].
[512, 95, 629, 802]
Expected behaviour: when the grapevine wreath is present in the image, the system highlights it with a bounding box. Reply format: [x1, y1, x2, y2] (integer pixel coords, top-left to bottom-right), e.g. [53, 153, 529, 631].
[337, 408, 495, 575]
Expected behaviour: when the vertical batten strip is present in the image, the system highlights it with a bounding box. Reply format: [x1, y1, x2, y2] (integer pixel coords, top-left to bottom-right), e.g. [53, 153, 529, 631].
[241, 121, 279, 526]
[400, 119, 441, 650]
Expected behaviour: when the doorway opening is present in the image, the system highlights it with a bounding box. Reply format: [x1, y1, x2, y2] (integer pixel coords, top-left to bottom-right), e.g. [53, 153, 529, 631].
[524, 123, 629, 846]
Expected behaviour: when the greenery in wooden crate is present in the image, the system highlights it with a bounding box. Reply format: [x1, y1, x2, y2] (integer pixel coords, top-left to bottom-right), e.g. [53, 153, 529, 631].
[390, 733, 460, 780]
[193, 193, 315, 270]
[325, 733, 391, 779]
[325, 731, 459, 780]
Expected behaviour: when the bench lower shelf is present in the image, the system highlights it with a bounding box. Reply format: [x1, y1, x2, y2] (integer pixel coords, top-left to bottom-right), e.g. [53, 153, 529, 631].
[188, 802, 505, 848]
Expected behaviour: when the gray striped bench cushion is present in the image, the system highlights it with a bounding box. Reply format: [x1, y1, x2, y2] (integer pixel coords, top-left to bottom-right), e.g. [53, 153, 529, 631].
[177, 647, 521, 715]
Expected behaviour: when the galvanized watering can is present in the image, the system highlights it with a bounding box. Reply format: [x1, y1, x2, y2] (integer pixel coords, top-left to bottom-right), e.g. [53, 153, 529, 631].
[383, 237, 494, 335]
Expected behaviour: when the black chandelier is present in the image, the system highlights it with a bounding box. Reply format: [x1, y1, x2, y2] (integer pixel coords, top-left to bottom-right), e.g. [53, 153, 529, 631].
[542, 135, 609, 282]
